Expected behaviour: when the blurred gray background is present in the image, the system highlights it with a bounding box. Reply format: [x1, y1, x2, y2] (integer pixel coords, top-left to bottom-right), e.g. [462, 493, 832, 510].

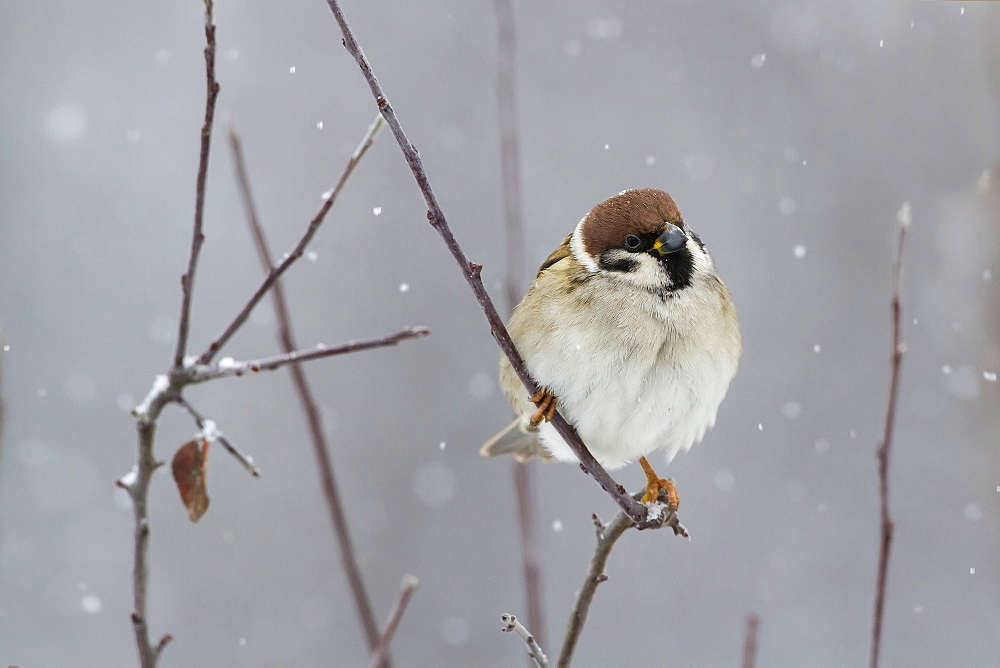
[1, 1, 998, 666]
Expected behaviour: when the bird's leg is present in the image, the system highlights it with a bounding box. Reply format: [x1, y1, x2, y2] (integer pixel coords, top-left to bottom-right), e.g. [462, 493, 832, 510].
[639, 456, 679, 511]
[528, 388, 557, 426]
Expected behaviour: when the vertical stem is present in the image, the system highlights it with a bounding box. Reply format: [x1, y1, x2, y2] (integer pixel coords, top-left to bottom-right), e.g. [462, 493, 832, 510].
[494, 0, 545, 650]
[173, 0, 220, 371]
[869, 211, 909, 668]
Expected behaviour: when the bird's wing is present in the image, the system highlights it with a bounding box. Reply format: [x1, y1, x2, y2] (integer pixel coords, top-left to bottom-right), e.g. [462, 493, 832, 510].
[535, 234, 572, 277]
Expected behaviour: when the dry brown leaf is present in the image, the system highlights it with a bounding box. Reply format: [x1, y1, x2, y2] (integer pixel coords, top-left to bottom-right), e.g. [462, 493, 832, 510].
[171, 439, 210, 522]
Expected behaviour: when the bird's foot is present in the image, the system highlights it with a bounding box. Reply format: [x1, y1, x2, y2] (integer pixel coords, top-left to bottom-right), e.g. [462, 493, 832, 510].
[528, 389, 557, 427]
[639, 455, 679, 511]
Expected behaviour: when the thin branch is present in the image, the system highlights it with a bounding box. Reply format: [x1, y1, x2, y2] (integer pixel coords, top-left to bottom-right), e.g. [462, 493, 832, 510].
[494, 0, 526, 311]
[173, 0, 220, 372]
[322, 0, 678, 531]
[557, 511, 633, 667]
[175, 395, 261, 477]
[369, 575, 420, 668]
[196, 114, 386, 366]
[228, 125, 390, 651]
[494, 0, 545, 649]
[869, 203, 910, 668]
[130, 3, 218, 665]
[501, 613, 549, 668]
[127, 373, 180, 668]
[742, 614, 759, 668]
[188, 328, 429, 383]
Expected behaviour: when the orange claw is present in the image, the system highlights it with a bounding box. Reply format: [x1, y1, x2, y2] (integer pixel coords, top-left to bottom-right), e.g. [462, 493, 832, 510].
[639, 456, 679, 511]
[528, 389, 557, 426]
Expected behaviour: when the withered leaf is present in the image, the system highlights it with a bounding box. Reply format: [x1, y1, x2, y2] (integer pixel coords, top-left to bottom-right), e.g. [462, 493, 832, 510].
[171, 439, 210, 522]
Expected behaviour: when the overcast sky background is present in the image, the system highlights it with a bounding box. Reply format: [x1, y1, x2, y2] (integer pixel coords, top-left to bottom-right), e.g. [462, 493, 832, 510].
[1, 1, 998, 666]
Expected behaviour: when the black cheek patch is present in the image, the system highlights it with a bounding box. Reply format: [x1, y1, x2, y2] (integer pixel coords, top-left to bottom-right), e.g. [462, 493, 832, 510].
[598, 252, 638, 273]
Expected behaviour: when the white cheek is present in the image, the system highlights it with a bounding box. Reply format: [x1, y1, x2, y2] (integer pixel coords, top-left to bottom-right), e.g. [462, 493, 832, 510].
[690, 240, 714, 273]
[570, 216, 600, 273]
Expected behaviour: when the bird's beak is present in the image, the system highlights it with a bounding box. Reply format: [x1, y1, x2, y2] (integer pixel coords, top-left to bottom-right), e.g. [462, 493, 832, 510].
[651, 223, 688, 255]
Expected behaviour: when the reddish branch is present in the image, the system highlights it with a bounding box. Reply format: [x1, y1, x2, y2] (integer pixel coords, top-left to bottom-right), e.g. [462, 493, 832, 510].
[196, 117, 385, 366]
[493, 0, 545, 649]
[321, 0, 680, 532]
[869, 208, 910, 668]
[187, 328, 429, 383]
[369, 576, 420, 668]
[128, 4, 219, 666]
[557, 512, 633, 667]
[172, 0, 219, 372]
[229, 125, 395, 652]
[742, 614, 759, 668]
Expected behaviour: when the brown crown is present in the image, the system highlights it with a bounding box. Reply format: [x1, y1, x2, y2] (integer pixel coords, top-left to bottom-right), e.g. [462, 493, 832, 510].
[580, 188, 683, 256]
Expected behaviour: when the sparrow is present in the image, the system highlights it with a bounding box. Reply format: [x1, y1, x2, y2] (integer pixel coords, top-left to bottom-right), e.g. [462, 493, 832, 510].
[480, 188, 741, 507]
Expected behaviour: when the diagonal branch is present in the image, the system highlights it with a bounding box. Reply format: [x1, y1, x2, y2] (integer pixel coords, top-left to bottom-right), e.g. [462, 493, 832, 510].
[321, 0, 679, 532]
[187, 328, 429, 383]
[196, 115, 386, 366]
[557, 511, 634, 667]
[869, 203, 910, 668]
[501, 613, 549, 667]
[173, 0, 220, 372]
[175, 395, 260, 477]
[369, 575, 420, 668]
[228, 125, 391, 652]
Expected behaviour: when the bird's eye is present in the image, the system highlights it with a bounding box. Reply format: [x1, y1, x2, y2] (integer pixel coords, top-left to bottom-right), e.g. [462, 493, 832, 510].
[624, 234, 642, 251]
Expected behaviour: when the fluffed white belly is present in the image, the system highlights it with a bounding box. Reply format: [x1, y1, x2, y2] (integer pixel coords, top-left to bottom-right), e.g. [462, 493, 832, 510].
[503, 272, 740, 470]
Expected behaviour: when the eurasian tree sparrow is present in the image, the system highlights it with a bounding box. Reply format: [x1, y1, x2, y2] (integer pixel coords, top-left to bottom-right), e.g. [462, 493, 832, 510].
[481, 188, 741, 505]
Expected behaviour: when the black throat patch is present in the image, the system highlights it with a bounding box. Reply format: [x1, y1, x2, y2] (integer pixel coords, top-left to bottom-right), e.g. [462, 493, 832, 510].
[660, 246, 695, 292]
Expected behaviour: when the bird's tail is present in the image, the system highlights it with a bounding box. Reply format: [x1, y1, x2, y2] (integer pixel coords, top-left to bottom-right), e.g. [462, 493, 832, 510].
[479, 418, 551, 462]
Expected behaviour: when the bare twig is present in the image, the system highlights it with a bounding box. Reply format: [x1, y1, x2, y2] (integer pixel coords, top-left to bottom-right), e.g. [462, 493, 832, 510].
[501, 613, 549, 667]
[127, 3, 218, 665]
[322, 0, 678, 531]
[742, 613, 759, 668]
[493, 0, 545, 649]
[494, 0, 526, 312]
[228, 124, 392, 652]
[0, 332, 6, 458]
[557, 511, 633, 667]
[870, 203, 910, 668]
[126, 373, 179, 668]
[175, 395, 260, 477]
[173, 0, 220, 372]
[187, 328, 429, 383]
[196, 115, 386, 366]
[369, 575, 420, 668]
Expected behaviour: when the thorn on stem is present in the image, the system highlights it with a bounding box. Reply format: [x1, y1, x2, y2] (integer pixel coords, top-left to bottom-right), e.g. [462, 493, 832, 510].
[579, 463, 588, 474]
[595, 573, 608, 583]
